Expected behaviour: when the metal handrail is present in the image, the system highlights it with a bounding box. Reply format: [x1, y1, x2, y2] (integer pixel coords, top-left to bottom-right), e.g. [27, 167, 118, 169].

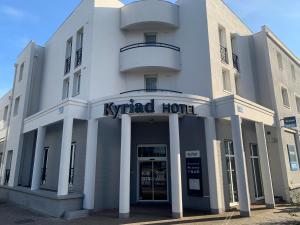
[220, 45, 228, 64]
[75, 48, 82, 67]
[120, 89, 183, 94]
[120, 42, 180, 52]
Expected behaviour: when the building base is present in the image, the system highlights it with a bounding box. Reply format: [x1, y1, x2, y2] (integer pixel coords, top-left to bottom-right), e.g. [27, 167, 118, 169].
[0, 185, 83, 217]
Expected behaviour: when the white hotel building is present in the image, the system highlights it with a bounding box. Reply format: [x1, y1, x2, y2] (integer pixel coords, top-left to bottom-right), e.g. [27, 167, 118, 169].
[0, 0, 300, 219]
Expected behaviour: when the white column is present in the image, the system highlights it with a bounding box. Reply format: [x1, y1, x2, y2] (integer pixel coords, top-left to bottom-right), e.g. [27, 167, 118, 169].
[255, 122, 275, 209]
[83, 119, 99, 209]
[57, 117, 73, 196]
[169, 114, 183, 219]
[205, 117, 224, 214]
[31, 126, 46, 190]
[231, 115, 251, 217]
[119, 114, 131, 219]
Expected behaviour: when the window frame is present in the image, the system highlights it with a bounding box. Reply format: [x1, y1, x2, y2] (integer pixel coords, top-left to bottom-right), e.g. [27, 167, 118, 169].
[222, 69, 232, 93]
[62, 78, 70, 100]
[281, 86, 290, 108]
[287, 145, 299, 171]
[72, 71, 81, 97]
[277, 51, 283, 71]
[144, 75, 158, 92]
[13, 96, 20, 117]
[19, 62, 25, 82]
[295, 95, 300, 113]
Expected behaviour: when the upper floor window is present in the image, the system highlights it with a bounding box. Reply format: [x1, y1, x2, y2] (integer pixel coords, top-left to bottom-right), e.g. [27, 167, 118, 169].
[145, 75, 157, 92]
[19, 63, 24, 82]
[65, 38, 72, 74]
[296, 96, 300, 113]
[291, 64, 296, 80]
[75, 28, 83, 68]
[144, 33, 157, 43]
[281, 87, 290, 107]
[73, 71, 81, 96]
[13, 96, 20, 116]
[222, 69, 231, 92]
[277, 52, 283, 71]
[3, 105, 8, 121]
[218, 25, 228, 64]
[62, 78, 70, 100]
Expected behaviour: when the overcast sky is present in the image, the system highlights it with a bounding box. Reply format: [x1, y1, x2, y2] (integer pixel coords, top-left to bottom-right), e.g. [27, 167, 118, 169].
[0, 0, 299, 97]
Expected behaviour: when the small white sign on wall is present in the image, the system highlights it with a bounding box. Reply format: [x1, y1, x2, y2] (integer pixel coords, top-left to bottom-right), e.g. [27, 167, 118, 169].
[185, 150, 201, 158]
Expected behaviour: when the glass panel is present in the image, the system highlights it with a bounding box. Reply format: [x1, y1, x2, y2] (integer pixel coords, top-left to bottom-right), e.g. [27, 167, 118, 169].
[138, 146, 166, 158]
[251, 144, 258, 157]
[153, 161, 167, 200]
[145, 33, 157, 43]
[139, 162, 153, 200]
[232, 169, 239, 202]
[253, 158, 263, 198]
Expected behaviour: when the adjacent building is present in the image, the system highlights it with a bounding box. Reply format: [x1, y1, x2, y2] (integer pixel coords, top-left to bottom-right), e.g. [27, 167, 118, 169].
[0, 0, 299, 219]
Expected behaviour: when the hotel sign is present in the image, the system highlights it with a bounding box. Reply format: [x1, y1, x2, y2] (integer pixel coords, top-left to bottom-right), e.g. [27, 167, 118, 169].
[104, 99, 196, 119]
[283, 116, 297, 129]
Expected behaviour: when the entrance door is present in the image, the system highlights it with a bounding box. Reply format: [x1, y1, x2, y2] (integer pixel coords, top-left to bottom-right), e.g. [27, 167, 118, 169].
[138, 145, 168, 202]
[250, 144, 264, 200]
[224, 140, 238, 205]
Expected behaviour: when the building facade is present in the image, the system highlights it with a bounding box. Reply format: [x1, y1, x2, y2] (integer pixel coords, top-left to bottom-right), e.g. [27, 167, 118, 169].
[0, 0, 299, 219]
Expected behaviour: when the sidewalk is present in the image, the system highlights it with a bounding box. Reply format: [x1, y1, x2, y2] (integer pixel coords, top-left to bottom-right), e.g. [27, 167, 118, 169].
[0, 201, 299, 225]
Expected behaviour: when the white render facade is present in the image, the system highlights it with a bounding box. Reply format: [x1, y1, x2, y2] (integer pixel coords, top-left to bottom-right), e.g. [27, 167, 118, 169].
[0, 0, 299, 219]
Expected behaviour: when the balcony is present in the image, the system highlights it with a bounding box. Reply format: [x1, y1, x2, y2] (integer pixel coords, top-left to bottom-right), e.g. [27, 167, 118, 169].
[120, 0, 179, 30]
[232, 53, 240, 71]
[220, 45, 228, 64]
[120, 42, 181, 73]
[75, 48, 82, 68]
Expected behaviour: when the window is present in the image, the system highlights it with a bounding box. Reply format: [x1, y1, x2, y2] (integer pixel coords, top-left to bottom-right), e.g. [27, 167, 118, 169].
[0, 152, 3, 169]
[3, 105, 8, 121]
[250, 144, 264, 199]
[277, 52, 283, 71]
[222, 69, 231, 92]
[144, 33, 157, 43]
[224, 140, 238, 204]
[296, 96, 300, 113]
[65, 38, 72, 74]
[62, 78, 70, 99]
[219, 26, 228, 64]
[4, 150, 13, 185]
[145, 75, 157, 91]
[69, 143, 76, 186]
[281, 87, 290, 107]
[75, 28, 83, 67]
[19, 63, 24, 81]
[13, 96, 20, 116]
[291, 64, 296, 80]
[234, 74, 240, 95]
[41, 147, 49, 185]
[73, 71, 81, 96]
[287, 145, 299, 171]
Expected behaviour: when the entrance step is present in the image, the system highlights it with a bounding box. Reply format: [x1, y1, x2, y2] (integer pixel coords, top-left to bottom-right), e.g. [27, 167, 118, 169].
[64, 209, 89, 220]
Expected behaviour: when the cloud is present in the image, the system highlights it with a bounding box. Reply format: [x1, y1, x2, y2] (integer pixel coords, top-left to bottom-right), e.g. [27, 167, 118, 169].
[1, 5, 25, 18]
[0, 5, 38, 22]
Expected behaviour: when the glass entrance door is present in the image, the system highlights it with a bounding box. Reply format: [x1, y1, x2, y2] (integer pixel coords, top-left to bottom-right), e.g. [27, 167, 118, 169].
[224, 140, 239, 205]
[250, 144, 264, 200]
[138, 145, 168, 202]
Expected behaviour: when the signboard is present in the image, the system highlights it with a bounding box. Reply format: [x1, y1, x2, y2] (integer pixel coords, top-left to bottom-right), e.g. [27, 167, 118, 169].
[104, 99, 196, 119]
[284, 116, 297, 129]
[185, 150, 202, 197]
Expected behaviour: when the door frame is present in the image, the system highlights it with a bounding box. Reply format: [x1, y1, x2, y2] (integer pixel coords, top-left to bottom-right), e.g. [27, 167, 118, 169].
[136, 144, 169, 203]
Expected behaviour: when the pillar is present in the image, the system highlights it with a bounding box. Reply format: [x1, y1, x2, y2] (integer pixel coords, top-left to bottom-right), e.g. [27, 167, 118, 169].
[31, 126, 46, 190]
[169, 114, 183, 219]
[119, 114, 131, 219]
[231, 115, 251, 217]
[83, 119, 99, 209]
[255, 122, 275, 209]
[57, 117, 73, 196]
[205, 117, 224, 214]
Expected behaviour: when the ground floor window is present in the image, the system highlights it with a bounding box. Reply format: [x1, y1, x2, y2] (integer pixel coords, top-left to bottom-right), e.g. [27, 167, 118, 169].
[4, 150, 13, 185]
[69, 143, 76, 186]
[287, 144, 299, 171]
[41, 147, 49, 185]
[224, 140, 238, 204]
[137, 145, 168, 201]
[250, 144, 264, 200]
